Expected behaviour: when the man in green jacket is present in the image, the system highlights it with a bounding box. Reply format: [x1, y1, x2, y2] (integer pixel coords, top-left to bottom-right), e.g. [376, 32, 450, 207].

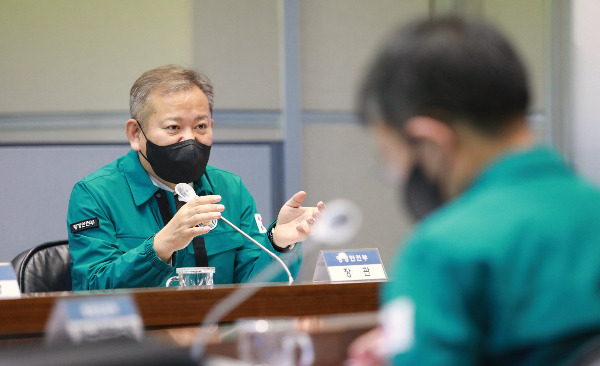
[348, 17, 600, 365]
[67, 65, 324, 290]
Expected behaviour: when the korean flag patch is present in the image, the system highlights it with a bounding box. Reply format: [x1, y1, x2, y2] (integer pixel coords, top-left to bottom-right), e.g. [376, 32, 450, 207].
[255, 214, 267, 233]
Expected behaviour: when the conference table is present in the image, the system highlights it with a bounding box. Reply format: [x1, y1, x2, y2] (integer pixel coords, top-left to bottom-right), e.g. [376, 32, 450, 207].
[0, 280, 382, 364]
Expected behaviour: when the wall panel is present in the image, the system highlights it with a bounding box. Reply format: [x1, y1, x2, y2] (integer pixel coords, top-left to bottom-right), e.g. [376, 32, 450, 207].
[0, 0, 192, 114]
[299, 0, 429, 111]
[0, 143, 275, 262]
[193, 0, 280, 110]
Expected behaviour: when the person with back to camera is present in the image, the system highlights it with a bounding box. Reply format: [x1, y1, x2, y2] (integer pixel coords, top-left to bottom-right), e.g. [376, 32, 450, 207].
[348, 16, 600, 366]
[67, 65, 325, 290]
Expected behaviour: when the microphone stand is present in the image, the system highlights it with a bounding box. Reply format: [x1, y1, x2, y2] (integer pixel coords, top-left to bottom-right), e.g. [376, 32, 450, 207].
[189, 237, 320, 361]
[219, 216, 293, 285]
[188, 198, 363, 362]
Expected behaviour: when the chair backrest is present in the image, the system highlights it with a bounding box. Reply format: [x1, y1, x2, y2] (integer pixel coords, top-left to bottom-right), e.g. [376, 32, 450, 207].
[11, 240, 71, 293]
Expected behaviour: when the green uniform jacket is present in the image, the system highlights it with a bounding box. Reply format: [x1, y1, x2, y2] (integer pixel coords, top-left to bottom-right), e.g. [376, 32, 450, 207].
[383, 147, 600, 366]
[67, 149, 302, 290]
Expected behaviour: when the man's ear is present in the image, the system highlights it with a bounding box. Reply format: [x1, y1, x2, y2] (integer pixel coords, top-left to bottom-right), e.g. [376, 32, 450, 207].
[403, 116, 457, 152]
[125, 119, 142, 151]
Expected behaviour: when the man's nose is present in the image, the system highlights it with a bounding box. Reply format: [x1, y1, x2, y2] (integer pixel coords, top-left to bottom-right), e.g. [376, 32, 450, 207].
[180, 128, 195, 141]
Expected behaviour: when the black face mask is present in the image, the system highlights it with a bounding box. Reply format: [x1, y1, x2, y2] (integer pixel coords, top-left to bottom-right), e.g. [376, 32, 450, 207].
[403, 164, 444, 221]
[137, 121, 211, 184]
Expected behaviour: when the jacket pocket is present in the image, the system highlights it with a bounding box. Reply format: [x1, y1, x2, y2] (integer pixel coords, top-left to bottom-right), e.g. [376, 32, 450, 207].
[201, 225, 246, 256]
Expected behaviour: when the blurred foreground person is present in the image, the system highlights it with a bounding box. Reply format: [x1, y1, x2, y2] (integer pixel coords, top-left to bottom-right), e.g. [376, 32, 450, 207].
[349, 16, 600, 366]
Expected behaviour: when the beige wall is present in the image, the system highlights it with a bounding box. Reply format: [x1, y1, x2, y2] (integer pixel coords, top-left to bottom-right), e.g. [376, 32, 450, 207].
[0, 0, 193, 114]
[299, 0, 429, 111]
[0, 0, 549, 115]
[193, 0, 280, 110]
[0, 0, 548, 116]
[0, 0, 282, 114]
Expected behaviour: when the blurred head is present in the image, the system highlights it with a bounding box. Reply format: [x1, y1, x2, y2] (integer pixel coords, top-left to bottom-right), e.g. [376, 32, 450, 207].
[359, 16, 529, 137]
[358, 16, 532, 219]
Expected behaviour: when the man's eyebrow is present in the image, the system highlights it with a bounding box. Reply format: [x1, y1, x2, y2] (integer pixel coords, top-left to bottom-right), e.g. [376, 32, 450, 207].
[164, 117, 183, 122]
[161, 115, 209, 123]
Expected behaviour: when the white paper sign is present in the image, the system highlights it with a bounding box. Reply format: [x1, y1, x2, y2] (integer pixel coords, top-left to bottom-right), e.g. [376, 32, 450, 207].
[0, 263, 21, 299]
[313, 249, 387, 282]
[45, 294, 144, 345]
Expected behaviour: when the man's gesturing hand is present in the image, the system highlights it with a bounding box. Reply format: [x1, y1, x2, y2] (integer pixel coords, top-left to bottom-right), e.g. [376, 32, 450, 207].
[271, 191, 326, 248]
[153, 195, 224, 262]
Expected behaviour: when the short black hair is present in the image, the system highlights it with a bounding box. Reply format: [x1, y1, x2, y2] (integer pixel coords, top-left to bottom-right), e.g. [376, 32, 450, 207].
[358, 16, 530, 136]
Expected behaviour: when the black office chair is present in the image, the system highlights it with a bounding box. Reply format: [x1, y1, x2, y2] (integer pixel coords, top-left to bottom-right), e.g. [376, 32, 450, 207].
[11, 240, 71, 293]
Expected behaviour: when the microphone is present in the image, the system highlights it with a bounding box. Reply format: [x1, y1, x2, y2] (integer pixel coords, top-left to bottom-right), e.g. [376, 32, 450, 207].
[186, 196, 363, 361]
[174, 183, 294, 285]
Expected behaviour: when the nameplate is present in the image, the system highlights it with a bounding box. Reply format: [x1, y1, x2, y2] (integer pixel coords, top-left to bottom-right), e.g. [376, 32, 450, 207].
[313, 249, 387, 282]
[45, 294, 144, 345]
[0, 263, 21, 299]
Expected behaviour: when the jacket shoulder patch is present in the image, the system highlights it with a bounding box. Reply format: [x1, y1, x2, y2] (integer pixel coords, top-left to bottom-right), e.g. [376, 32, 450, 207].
[70, 218, 99, 233]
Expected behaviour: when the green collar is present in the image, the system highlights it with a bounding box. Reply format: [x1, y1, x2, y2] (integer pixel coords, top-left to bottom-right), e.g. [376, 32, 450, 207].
[120, 149, 215, 207]
[467, 146, 568, 194]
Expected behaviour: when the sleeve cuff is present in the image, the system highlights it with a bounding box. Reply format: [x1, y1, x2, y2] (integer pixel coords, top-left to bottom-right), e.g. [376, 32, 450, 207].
[267, 220, 297, 253]
[144, 235, 175, 274]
